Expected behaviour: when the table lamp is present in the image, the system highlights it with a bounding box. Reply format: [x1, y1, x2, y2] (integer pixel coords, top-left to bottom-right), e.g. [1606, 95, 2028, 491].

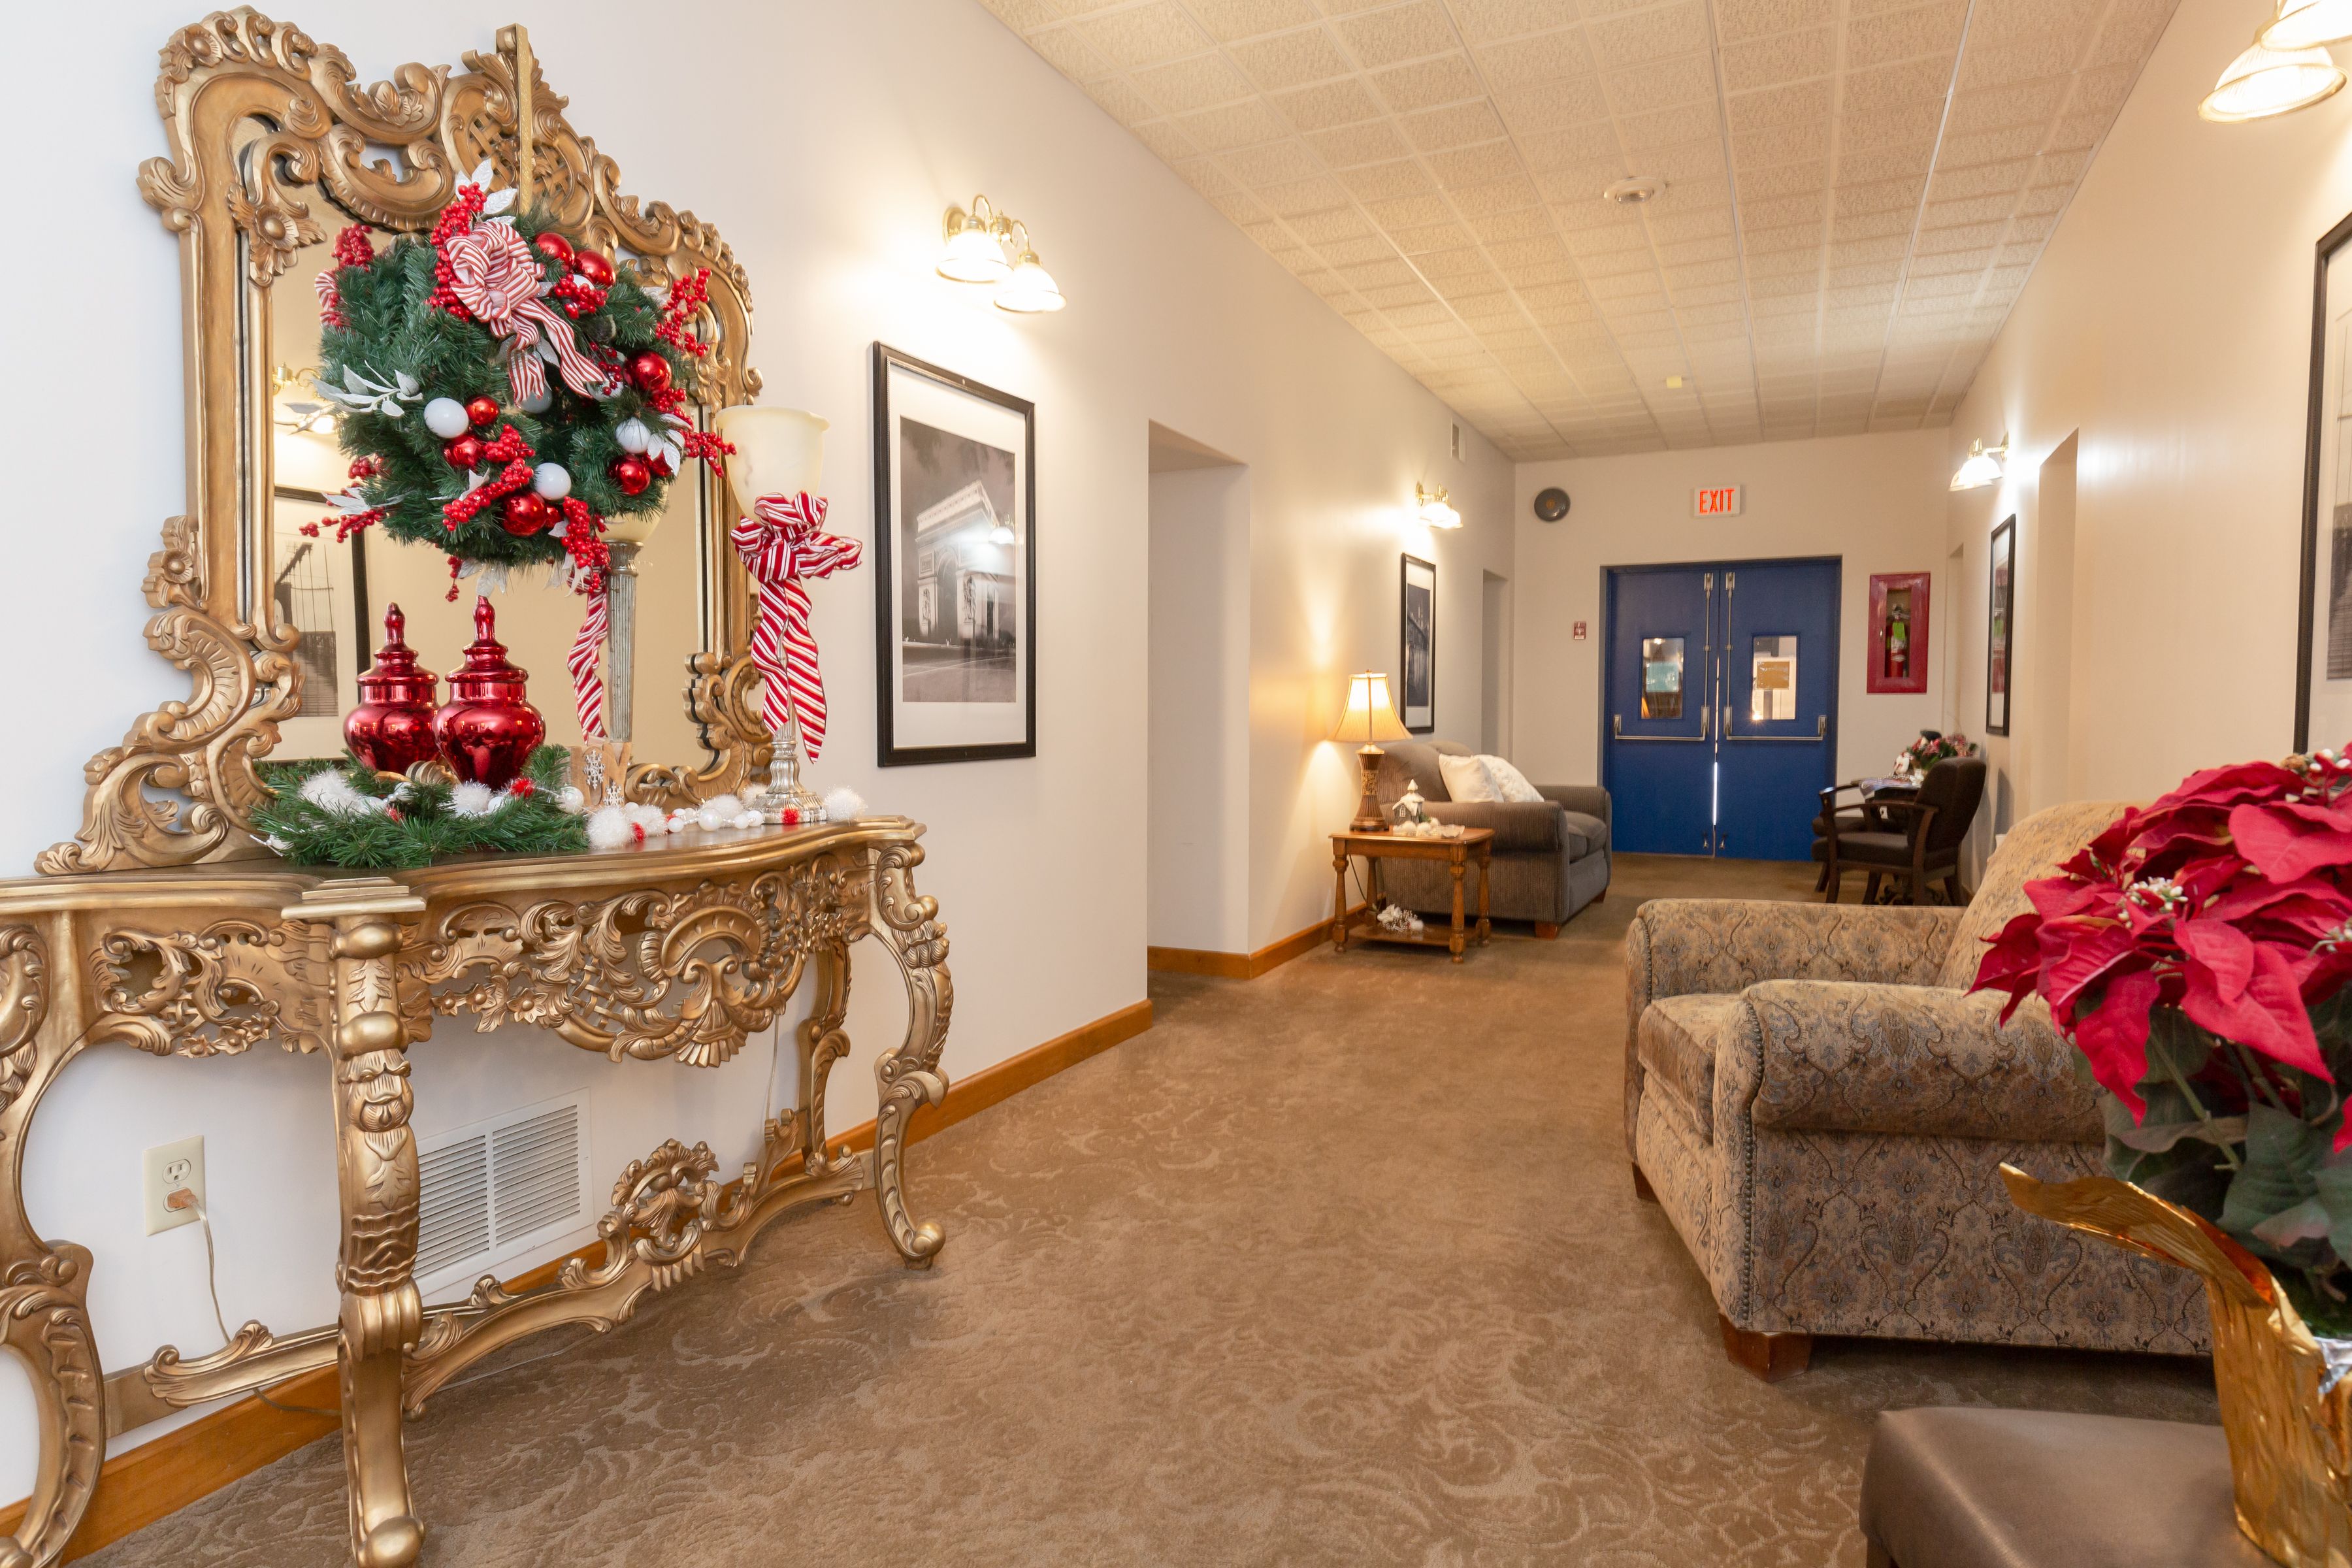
[1330, 671, 1409, 832]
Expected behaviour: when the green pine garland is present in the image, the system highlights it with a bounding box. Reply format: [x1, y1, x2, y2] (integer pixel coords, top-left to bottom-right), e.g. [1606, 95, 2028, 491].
[253, 749, 587, 870]
[317, 191, 704, 572]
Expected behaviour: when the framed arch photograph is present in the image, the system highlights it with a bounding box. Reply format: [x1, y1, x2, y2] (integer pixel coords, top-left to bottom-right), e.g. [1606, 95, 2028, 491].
[1400, 553, 1435, 734]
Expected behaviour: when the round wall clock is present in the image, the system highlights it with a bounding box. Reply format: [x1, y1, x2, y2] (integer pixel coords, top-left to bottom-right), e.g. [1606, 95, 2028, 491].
[1533, 487, 1571, 523]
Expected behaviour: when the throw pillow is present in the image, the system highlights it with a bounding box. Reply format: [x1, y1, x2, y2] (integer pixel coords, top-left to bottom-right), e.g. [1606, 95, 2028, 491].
[1480, 755, 1544, 803]
[1437, 752, 1502, 802]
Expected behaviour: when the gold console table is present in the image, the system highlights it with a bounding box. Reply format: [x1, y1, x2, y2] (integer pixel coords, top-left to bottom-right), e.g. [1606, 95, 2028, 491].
[0, 819, 951, 1568]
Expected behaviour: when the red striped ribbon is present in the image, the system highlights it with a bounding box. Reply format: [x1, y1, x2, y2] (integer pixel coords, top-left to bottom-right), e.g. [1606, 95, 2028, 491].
[568, 580, 609, 740]
[730, 493, 862, 762]
[446, 221, 613, 405]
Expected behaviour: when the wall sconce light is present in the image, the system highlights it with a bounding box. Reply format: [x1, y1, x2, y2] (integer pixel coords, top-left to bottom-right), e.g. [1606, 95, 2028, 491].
[1414, 483, 1462, 529]
[2201, 30, 2345, 121]
[937, 195, 1066, 312]
[2264, 0, 2352, 48]
[1949, 434, 2008, 492]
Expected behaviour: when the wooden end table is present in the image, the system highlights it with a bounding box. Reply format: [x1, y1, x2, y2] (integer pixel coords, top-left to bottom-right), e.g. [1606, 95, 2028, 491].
[1330, 828, 1494, 963]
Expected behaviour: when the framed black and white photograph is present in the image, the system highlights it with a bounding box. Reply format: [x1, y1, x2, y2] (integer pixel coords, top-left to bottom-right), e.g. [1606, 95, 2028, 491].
[1986, 515, 2016, 737]
[271, 485, 372, 758]
[2298, 208, 2352, 750]
[1400, 553, 1435, 734]
[872, 344, 1036, 766]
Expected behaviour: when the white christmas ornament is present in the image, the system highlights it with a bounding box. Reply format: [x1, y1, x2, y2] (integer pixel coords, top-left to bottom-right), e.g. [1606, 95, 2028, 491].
[519, 386, 552, 414]
[822, 786, 866, 823]
[730, 810, 762, 830]
[614, 417, 653, 454]
[532, 463, 572, 500]
[556, 785, 586, 815]
[423, 397, 471, 439]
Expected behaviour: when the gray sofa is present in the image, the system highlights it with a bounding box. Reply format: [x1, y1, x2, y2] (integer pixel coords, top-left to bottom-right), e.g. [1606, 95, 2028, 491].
[1371, 740, 1610, 934]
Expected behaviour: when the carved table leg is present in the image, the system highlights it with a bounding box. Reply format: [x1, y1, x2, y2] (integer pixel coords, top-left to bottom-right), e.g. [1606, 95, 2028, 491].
[1331, 845, 1348, 950]
[1448, 852, 1467, 962]
[0, 923, 102, 1568]
[871, 844, 953, 1269]
[326, 917, 425, 1568]
[796, 939, 852, 1172]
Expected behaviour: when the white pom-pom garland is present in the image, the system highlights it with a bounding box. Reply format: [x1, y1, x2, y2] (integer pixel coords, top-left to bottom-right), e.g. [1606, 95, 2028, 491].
[300, 771, 383, 817]
[587, 804, 638, 850]
[822, 786, 866, 823]
[704, 794, 745, 820]
[448, 781, 500, 818]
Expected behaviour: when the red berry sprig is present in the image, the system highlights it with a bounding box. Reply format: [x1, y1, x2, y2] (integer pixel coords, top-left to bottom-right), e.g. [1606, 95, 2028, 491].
[426, 184, 488, 318]
[333, 224, 378, 269]
[654, 267, 713, 359]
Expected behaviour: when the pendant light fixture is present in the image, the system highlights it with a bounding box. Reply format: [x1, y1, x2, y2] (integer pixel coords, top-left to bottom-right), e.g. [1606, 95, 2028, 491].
[1949, 434, 2008, 492]
[2200, 33, 2345, 122]
[2263, 0, 2352, 48]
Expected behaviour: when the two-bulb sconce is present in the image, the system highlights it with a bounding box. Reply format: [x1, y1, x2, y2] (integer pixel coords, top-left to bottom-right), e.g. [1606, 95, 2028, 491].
[937, 195, 1065, 314]
[2201, 1, 2352, 120]
[1414, 483, 1462, 529]
[1948, 433, 2008, 492]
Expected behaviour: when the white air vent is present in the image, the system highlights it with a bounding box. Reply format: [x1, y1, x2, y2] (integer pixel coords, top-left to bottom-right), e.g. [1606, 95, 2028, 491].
[416, 1091, 593, 1297]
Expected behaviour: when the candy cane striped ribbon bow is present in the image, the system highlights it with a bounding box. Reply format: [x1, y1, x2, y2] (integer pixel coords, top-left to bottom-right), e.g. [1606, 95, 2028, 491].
[446, 220, 613, 406]
[730, 493, 862, 762]
[567, 578, 610, 740]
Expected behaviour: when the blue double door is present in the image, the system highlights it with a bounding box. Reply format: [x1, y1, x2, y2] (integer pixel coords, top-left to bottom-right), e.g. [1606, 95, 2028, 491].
[1604, 559, 1840, 860]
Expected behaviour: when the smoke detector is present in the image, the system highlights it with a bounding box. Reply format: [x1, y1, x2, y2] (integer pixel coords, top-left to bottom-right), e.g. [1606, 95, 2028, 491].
[1604, 175, 1666, 206]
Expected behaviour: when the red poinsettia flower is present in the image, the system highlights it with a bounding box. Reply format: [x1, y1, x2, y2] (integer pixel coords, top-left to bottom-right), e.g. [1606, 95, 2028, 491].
[1972, 751, 2352, 1137]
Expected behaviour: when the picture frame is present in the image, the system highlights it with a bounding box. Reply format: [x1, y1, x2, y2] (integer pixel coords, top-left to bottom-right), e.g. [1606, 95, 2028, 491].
[871, 344, 1037, 766]
[1985, 517, 2016, 737]
[1866, 571, 1931, 694]
[2296, 208, 2352, 751]
[1399, 553, 1435, 734]
[270, 485, 372, 758]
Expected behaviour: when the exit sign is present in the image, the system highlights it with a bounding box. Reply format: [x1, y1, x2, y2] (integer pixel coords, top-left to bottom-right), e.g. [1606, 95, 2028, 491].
[1694, 485, 1743, 517]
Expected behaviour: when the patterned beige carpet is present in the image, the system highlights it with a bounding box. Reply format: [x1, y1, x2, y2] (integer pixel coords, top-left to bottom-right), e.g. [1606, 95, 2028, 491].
[88, 856, 2215, 1567]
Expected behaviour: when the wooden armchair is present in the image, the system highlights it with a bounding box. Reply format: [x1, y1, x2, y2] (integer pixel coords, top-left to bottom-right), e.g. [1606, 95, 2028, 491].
[1812, 757, 1985, 906]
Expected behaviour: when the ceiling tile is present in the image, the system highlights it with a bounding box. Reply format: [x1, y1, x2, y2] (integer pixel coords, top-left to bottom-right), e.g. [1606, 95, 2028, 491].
[981, 0, 2172, 456]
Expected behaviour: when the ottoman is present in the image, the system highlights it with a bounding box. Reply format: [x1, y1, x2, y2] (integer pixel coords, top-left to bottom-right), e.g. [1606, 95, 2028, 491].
[1859, 1407, 2268, 1567]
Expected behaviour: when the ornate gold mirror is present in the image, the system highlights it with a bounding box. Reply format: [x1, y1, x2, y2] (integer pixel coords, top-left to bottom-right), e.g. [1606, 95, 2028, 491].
[42, 12, 770, 876]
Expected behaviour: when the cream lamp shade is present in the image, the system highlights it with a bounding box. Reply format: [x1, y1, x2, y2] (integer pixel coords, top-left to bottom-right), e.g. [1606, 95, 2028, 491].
[2264, 0, 2352, 49]
[712, 406, 830, 523]
[1948, 436, 2006, 491]
[1331, 671, 1410, 745]
[2200, 35, 2345, 121]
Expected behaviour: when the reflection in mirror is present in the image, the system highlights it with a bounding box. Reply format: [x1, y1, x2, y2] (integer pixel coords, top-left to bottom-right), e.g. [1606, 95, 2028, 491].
[1641, 636, 1686, 719]
[267, 227, 711, 768]
[1750, 636, 1797, 723]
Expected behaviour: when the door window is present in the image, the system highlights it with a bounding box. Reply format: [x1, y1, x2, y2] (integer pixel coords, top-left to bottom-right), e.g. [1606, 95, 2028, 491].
[1641, 637, 1686, 719]
[1749, 636, 1797, 722]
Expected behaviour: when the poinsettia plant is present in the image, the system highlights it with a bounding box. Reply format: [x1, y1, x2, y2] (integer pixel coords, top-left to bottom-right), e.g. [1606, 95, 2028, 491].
[1971, 749, 2352, 1331]
[1896, 730, 1978, 776]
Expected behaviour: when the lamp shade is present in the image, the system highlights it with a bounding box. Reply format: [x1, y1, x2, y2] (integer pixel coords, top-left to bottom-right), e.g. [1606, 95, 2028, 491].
[1949, 442, 2004, 491]
[2200, 37, 2345, 122]
[938, 221, 1011, 284]
[2264, 0, 2352, 49]
[995, 251, 1066, 313]
[1330, 671, 1410, 745]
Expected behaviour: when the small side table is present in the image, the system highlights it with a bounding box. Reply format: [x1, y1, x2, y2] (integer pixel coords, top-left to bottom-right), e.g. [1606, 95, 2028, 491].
[1330, 828, 1493, 963]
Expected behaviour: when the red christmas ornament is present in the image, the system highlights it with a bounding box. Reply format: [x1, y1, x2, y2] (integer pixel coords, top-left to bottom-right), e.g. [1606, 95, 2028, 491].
[444, 434, 485, 470]
[465, 395, 502, 429]
[610, 456, 651, 496]
[627, 351, 672, 393]
[500, 493, 550, 536]
[433, 596, 546, 790]
[343, 604, 441, 775]
[534, 232, 574, 267]
[649, 450, 676, 480]
[573, 250, 616, 287]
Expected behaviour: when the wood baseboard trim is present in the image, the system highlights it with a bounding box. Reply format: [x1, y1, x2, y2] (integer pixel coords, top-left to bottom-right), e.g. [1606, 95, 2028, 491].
[1148, 906, 1358, 980]
[8, 996, 1155, 1561]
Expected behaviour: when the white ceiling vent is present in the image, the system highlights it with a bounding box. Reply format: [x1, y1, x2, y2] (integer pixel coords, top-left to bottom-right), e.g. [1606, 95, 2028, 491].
[416, 1091, 594, 1298]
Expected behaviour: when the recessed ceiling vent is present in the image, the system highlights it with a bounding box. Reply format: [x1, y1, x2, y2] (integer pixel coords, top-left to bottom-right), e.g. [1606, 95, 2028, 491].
[1604, 175, 1666, 206]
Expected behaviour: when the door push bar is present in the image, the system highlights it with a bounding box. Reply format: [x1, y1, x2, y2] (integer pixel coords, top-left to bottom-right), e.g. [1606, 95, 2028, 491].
[1614, 710, 1709, 742]
[1723, 713, 1831, 742]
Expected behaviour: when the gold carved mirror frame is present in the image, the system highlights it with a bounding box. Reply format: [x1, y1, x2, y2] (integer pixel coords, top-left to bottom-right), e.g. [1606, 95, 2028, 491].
[40, 8, 772, 877]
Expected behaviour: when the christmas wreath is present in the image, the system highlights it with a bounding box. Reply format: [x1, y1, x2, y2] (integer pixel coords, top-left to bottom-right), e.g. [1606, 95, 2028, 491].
[253, 747, 587, 869]
[307, 160, 730, 735]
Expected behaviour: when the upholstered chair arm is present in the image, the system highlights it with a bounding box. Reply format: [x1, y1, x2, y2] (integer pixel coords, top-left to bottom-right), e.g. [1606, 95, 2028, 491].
[1624, 899, 1961, 1152]
[1729, 981, 2098, 1143]
[1422, 800, 1564, 854]
[1537, 784, 1611, 828]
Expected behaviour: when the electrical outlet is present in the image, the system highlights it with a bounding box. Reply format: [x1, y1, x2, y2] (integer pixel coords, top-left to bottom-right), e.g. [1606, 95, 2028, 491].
[143, 1135, 204, 1236]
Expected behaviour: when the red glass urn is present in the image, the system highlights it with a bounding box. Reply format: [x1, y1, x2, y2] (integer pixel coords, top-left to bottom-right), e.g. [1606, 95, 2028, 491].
[433, 596, 545, 790]
[344, 604, 441, 774]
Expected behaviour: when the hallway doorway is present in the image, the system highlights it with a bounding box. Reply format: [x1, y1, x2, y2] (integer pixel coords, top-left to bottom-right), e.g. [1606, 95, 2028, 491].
[1603, 558, 1840, 860]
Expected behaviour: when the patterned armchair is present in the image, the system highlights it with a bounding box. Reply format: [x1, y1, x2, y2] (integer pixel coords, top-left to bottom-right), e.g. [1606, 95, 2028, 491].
[1624, 801, 2210, 1380]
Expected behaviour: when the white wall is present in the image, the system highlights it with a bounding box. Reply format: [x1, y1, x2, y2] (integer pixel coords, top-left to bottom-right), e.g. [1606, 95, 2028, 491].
[0, 0, 1509, 1490]
[1944, 0, 2345, 820]
[1148, 464, 1249, 953]
[1512, 430, 1953, 792]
